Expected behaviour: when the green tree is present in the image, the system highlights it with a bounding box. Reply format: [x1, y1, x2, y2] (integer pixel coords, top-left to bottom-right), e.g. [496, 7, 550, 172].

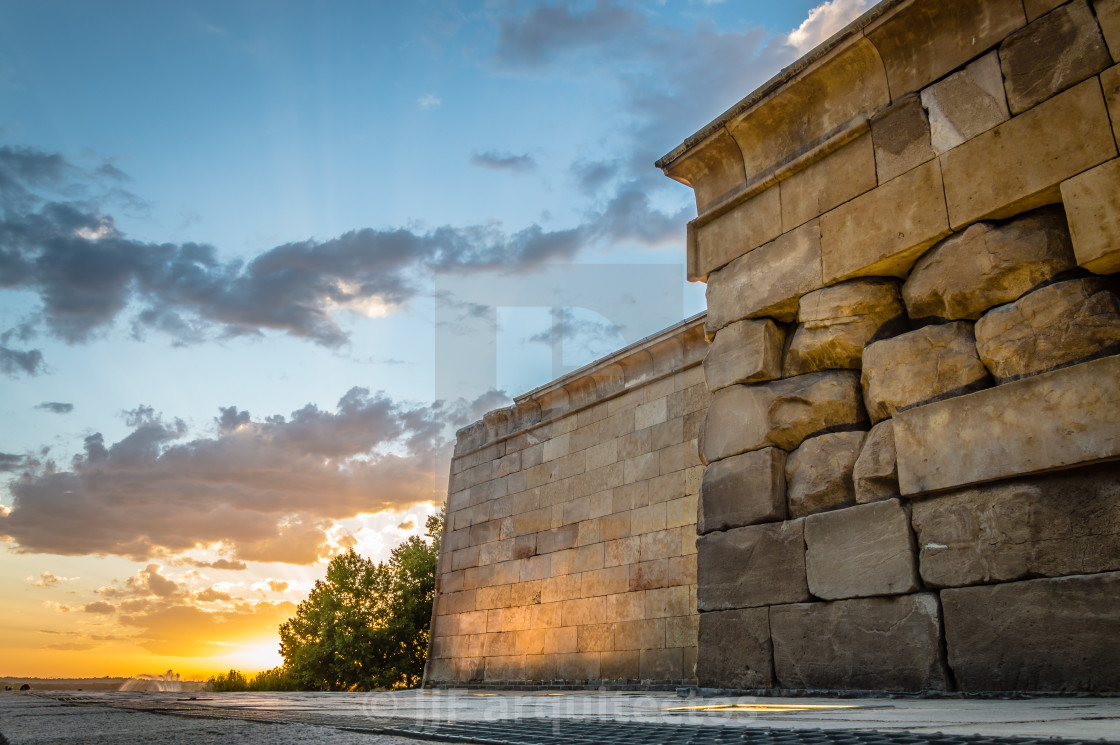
[278, 511, 442, 690]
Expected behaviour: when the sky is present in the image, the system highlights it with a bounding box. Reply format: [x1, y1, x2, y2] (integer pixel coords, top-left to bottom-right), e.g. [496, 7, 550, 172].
[0, 0, 871, 680]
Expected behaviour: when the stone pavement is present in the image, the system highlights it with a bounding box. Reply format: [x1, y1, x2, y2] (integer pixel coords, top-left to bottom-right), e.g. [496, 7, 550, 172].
[3, 689, 1120, 744]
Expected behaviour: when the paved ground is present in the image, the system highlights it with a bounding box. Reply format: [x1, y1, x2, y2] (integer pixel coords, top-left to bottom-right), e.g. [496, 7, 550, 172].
[2, 689, 1119, 744]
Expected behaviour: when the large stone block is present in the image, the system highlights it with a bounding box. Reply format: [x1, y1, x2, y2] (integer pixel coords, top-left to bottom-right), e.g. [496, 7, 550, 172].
[870, 95, 935, 184]
[920, 51, 1010, 154]
[999, 0, 1112, 115]
[785, 431, 866, 518]
[902, 206, 1076, 322]
[697, 448, 786, 535]
[705, 220, 823, 332]
[861, 322, 991, 423]
[975, 277, 1120, 382]
[691, 187, 782, 280]
[941, 79, 1117, 229]
[780, 131, 877, 232]
[700, 371, 866, 463]
[1062, 157, 1120, 274]
[703, 319, 784, 392]
[1098, 0, 1120, 61]
[783, 279, 908, 376]
[696, 520, 808, 611]
[895, 355, 1120, 495]
[942, 573, 1120, 692]
[696, 608, 774, 689]
[771, 593, 951, 692]
[821, 159, 951, 284]
[866, 0, 1026, 100]
[804, 499, 920, 600]
[911, 463, 1120, 588]
[853, 419, 899, 504]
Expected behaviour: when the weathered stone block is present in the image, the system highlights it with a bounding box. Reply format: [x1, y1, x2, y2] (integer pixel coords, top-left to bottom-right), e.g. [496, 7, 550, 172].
[696, 520, 809, 611]
[771, 593, 950, 692]
[805, 499, 920, 600]
[700, 371, 866, 463]
[866, 0, 1026, 101]
[975, 277, 1120, 382]
[999, 0, 1112, 115]
[663, 128, 747, 216]
[902, 206, 1077, 322]
[895, 355, 1120, 495]
[853, 420, 899, 504]
[1107, 64, 1120, 144]
[820, 159, 951, 284]
[870, 94, 935, 183]
[920, 51, 1010, 153]
[942, 573, 1120, 692]
[705, 220, 823, 331]
[696, 608, 774, 689]
[861, 322, 991, 423]
[785, 431, 866, 518]
[784, 279, 908, 376]
[1098, 0, 1120, 61]
[911, 463, 1120, 588]
[941, 79, 1118, 229]
[1062, 157, 1120, 274]
[691, 187, 782, 280]
[640, 648, 683, 680]
[703, 319, 784, 392]
[697, 448, 786, 534]
[1025, 0, 1068, 21]
[780, 131, 877, 232]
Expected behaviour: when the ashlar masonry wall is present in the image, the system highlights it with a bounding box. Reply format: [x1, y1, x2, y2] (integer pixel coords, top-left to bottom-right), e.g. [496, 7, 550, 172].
[425, 316, 709, 686]
[658, 0, 1120, 692]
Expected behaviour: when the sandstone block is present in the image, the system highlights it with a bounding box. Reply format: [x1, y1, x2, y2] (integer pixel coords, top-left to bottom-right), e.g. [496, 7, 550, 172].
[870, 94, 935, 183]
[911, 463, 1120, 588]
[663, 128, 747, 216]
[771, 593, 950, 692]
[942, 573, 1120, 692]
[902, 206, 1077, 322]
[820, 159, 951, 284]
[1107, 65, 1120, 144]
[700, 371, 866, 463]
[975, 277, 1120, 382]
[697, 448, 786, 534]
[780, 131, 877, 232]
[696, 608, 775, 689]
[861, 322, 991, 423]
[703, 319, 785, 392]
[920, 51, 1010, 153]
[691, 186, 782, 280]
[999, 0, 1112, 114]
[783, 279, 908, 376]
[1062, 157, 1120, 274]
[696, 520, 808, 611]
[785, 431, 866, 518]
[1098, 0, 1120, 60]
[705, 220, 823, 332]
[600, 649, 639, 680]
[805, 499, 920, 600]
[853, 420, 899, 503]
[1025, 0, 1068, 21]
[941, 79, 1117, 229]
[640, 648, 683, 680]
[895, 355, 1120, 495]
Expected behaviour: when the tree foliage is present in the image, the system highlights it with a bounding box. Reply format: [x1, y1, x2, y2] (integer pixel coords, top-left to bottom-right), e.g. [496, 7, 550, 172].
[278, 512, 442, 690]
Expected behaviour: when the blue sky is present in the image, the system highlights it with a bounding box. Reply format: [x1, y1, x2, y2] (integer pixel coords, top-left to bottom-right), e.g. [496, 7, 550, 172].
[0, 0, 870, 677]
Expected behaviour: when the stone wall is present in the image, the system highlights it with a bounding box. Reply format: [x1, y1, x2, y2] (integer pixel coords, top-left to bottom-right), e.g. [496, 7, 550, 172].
[424, 316, 709, 686]
[658, 0, 1120, 692]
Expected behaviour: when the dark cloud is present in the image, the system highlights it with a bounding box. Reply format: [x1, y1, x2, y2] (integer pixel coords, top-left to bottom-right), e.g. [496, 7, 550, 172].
[0, 345, 45, 377]
[0, 452, 22, 472]
[195, 587, 231, 602]
[492, 2, 645, 68]
[35, 401, 73, 414]
[0, 387, 496, 564]
[527, 307, 625, 360]
[82, 601, 115, 614]
[470, 150, 537, 173]
[179, 557, 247, 571]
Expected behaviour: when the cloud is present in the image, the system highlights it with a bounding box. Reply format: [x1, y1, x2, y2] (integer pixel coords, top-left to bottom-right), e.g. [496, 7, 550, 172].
[0, 452, 22, 472]
[179, 557, 247, 571]
[267, 580, 288, 592]
[36, 401, 73, 414]
[0, 387, 493, 563]
[470, 151, 537, 173]
[418, 93, 442, 109]
[195, 587, 232, 602]
[83, 601, 115, 614]
[396, 520, 415, 531]
[492, 2, 645, 68]
[788, 0, 871, 54]
[0, 346, 44, 377]
[27, 571, 76, 589]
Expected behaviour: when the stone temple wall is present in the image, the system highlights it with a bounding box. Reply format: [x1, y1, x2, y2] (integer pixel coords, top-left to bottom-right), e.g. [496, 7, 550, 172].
[425, 316, 710, 687]
[656, 0, 1120, 692]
